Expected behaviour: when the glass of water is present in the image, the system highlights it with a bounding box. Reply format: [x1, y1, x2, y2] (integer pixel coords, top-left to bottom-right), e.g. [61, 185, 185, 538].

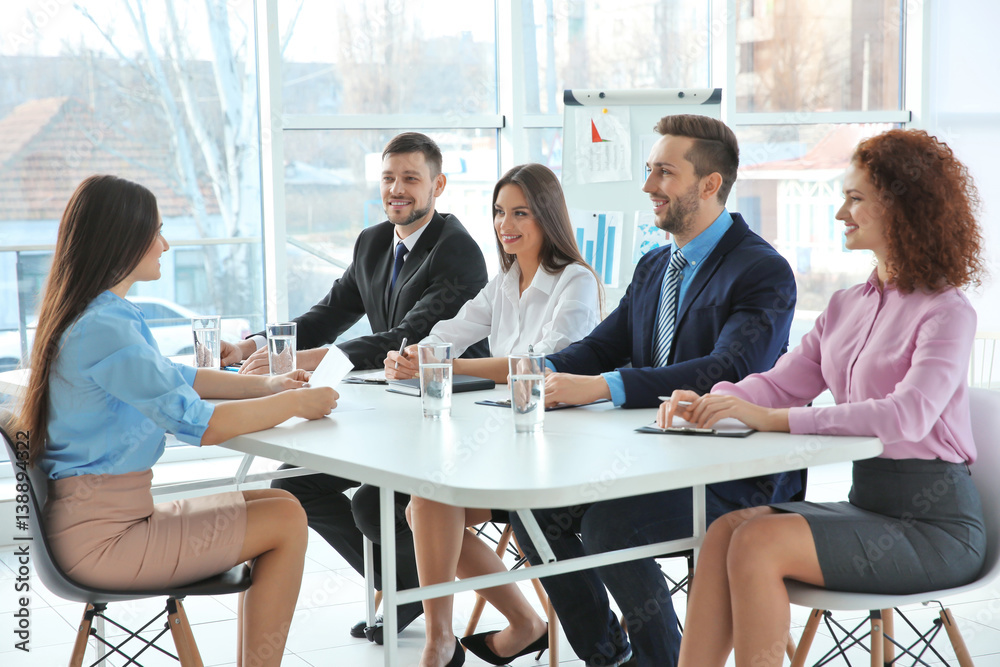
[191, 316, 221, 369]
[509, 352, 546, 433]
[417, 342, 453, 419]
[266, 322, 297, 375]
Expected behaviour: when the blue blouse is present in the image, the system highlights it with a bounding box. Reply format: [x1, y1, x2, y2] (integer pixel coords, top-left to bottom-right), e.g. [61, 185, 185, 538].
[41, 291, 215, 480]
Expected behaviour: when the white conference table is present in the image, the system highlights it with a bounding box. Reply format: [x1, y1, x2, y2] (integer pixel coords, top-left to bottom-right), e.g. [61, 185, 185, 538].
[0, 368, 883, 665]
[219, 380, 883, 666]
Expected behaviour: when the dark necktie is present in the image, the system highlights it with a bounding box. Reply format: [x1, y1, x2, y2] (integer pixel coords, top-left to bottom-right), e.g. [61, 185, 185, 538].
[390, 242, 409, 290]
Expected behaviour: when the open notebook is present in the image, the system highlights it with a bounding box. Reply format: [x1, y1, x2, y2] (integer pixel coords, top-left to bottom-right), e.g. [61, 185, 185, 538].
[636, 415, 755, 438]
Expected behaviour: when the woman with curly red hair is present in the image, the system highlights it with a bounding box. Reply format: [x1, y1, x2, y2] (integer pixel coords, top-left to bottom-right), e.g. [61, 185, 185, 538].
[658, 128, 987, 667]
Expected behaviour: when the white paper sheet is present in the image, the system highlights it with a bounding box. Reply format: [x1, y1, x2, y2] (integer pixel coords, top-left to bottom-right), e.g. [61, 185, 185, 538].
[330, 398, 375, 413]
[308, 344, 354, 389]
[572, 106, 632, 184]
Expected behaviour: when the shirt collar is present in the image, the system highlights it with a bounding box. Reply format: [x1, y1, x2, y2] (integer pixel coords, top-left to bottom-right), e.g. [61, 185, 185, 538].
[501, 262, 559, 297]
[862, 268, 896, 296]
[392, 216, 432, 253]
[673, 208, 733, 269]
[101, 290, 141, 313]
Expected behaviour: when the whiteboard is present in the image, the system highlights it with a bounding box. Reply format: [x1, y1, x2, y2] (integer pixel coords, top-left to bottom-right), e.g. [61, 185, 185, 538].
[561, 88, 721, 305]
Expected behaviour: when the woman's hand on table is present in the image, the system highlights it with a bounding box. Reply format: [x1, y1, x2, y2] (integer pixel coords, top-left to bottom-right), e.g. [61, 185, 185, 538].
[384, 344, 419, 380]
[293, 386, 339, 420]
[657, 390, 789, 432]
[266, 369, 311, 394]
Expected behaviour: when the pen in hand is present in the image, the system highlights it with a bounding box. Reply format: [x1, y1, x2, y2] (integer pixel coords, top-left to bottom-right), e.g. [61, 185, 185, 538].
[394, 337, 408, 370]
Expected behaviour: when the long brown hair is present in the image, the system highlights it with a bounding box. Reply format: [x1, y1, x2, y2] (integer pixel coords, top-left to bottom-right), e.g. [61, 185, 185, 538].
[852, 129, 984, 292]
[18, 175, 160, 466]
[492, 163, 604, 311]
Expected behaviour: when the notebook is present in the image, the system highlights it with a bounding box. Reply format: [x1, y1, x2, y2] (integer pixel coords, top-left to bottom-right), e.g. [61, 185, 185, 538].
[636, 415, 755, 438]
[386, 375, 496, 397]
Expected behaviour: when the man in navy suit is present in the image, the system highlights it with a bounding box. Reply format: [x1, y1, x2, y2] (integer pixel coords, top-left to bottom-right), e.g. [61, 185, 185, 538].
[510, 115, 799, 667]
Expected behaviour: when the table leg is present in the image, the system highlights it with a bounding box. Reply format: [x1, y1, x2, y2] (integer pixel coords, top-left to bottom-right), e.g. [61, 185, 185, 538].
[380, 486, 399, 666]
[692, 484, 706, 565]
[515, 509, 557, 563]
[233, 453, 255, 486]
[364, 535, 378, 627]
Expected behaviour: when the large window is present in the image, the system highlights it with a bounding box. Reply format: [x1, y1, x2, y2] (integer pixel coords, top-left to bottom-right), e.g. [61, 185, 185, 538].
[0, 0, 265, 372]
[5, 0, 996, 454]
[735, 0, 902, 113]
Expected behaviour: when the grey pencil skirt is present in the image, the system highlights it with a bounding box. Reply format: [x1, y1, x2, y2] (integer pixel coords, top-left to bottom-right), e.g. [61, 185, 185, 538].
[771, 457, 986, 595]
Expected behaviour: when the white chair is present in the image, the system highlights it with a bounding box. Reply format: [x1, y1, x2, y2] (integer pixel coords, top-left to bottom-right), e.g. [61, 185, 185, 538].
[786, 387, 1000, 666]
[969, 332, 999, 389]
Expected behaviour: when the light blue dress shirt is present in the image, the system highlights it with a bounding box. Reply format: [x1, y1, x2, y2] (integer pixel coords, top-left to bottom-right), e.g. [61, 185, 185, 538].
[42, 291, 215, 480]
[600, 209, 734, 406]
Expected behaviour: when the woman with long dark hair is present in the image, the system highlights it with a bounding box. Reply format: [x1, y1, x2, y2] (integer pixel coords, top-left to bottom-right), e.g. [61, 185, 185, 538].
[18, 175, 338, 666]
[382, 163, 602, 667]
[385, 162, 602, 383]
[658, 129, 987, 667]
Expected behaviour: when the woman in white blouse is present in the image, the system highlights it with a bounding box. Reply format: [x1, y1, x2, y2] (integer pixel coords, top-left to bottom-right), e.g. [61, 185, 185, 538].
[383, 163, 602, 667]
[385, 162, 601, 384]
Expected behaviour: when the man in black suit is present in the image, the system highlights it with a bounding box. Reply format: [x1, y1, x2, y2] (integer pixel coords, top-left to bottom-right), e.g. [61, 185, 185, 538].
[222, 132, 489, 643]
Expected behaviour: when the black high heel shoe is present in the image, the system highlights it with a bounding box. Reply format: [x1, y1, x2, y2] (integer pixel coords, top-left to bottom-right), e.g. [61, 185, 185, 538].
[460, 626, 548, 666]
[446, 635, 466, 667]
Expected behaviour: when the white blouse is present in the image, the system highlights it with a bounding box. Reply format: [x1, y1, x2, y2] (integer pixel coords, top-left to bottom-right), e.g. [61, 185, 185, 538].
[422, 262, 601, 357]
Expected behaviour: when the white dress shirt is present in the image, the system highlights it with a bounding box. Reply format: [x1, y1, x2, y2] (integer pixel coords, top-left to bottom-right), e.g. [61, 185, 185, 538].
[422, 261, 601, 357]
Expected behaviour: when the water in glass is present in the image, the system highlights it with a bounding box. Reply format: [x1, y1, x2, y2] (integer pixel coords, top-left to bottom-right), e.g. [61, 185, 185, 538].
[268, 334, 296, 375]
[419, 363, 452, 418]
[510, 373, 545, 432]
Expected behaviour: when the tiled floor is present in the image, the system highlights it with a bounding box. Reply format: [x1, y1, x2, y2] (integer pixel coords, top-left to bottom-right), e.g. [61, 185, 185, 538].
[3, 462, 1000, 666]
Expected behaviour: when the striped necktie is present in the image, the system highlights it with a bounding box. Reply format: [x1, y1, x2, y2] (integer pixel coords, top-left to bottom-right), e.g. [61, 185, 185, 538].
[652, 248, 687, 367]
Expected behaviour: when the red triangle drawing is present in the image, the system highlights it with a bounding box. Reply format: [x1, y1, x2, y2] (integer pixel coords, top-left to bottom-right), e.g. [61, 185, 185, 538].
[591, 119, 606, 143]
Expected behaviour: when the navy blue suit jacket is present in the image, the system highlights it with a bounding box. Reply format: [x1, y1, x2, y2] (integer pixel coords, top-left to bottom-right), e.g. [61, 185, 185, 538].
[549, 212, 804, 506]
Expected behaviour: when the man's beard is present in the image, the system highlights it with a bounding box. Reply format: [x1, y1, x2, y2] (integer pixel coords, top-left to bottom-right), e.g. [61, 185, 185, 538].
[390, 203, 432, 227]
[655, 182, 701, 238]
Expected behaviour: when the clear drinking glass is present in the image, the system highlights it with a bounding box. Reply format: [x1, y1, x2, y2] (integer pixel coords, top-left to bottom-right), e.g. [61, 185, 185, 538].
[191, 316, 221, 369]
[266, 322, 297, 375]
[417, 342, 453, 419]
[509, 352, 546, 433]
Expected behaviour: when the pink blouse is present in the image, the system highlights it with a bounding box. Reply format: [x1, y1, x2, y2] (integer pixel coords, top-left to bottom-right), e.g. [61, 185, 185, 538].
[713, 271, 977, 463]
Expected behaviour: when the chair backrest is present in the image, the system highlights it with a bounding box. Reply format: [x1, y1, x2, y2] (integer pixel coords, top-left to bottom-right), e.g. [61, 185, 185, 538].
[0, 410, 103, 604]
[968, 388, 1000, 582]
[969, 333, 999, 389]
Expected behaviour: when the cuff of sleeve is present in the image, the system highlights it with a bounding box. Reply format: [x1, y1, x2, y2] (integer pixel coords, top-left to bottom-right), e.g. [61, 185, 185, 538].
[250, 335, 267, 351]
[545, 359, 557, 373]
[175, 363, 198, 387]
[602, 371, 626, 407]
[174, 399, 216, 447]
[787, 407, 817, 435]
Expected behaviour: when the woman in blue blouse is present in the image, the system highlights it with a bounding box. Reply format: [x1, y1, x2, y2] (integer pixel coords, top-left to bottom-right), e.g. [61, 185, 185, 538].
[18, 175, 338, 667]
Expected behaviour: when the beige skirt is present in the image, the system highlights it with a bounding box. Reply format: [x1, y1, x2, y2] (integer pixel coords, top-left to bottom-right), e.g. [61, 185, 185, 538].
[43, 469, 247, 590]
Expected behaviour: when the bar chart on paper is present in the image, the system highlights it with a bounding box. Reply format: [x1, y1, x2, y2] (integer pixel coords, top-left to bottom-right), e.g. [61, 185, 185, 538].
[570, 209, 624, 288]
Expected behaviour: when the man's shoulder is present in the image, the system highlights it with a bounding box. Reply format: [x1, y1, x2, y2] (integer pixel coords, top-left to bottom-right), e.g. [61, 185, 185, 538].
[434, 212, 475, 238]
[722, 218, 789, 268]
[355, 220, 394, 247]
